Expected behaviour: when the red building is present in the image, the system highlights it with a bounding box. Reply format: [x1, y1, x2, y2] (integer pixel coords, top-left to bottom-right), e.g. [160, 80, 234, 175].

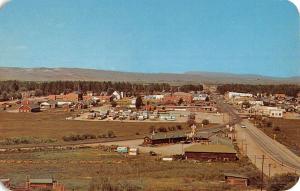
[224, 173, 249, 188]
[19, 104, 40, 113]
[27, 178, 65, 191]
[184, 144, 237, 161]
[163, 92, 192, 105]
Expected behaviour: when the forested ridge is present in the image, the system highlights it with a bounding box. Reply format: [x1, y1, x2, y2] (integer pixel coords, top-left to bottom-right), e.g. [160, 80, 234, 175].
[0, 81, 203, 101]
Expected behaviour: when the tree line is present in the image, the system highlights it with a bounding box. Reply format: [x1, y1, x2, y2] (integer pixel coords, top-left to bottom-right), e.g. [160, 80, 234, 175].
[217, 84, 300, 97]
[0, 80, 203, 101]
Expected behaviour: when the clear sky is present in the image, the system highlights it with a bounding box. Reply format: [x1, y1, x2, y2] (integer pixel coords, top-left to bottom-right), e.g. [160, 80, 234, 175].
[0, 0, 299, 77]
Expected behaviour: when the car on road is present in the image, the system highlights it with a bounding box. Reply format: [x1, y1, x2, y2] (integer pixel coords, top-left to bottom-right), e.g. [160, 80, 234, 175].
[241, 125, 246, 128]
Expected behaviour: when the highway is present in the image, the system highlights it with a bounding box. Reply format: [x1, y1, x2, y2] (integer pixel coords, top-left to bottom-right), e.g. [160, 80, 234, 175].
[243, 120, 300, 171]
[216, 98, 300, 173]
[215, 95, 300, 172]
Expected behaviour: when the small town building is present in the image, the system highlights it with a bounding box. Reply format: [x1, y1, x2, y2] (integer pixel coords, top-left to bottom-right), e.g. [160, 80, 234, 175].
[19, 104, 40, 113]
[269, 109, 284, 118]
[224, 173, 249, 187]
[163, 92, 193, 105]
[227, 92, 253, 99]
[144, 132, 187, 145]
[27, 178, 65, 191]
[184, 144, 237, 161]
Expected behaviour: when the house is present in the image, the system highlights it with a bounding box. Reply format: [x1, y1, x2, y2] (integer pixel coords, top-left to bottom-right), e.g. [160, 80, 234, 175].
[1, 103, 12, 110]
[112, 91, 123, 100]
[19, 104, 40, 113]
[193, 93, 208, 101]
[224, 173, 249, 187]
[40, 100, 57, 110]
[184, 144, 237, 161]
[274, 93, 286, 100]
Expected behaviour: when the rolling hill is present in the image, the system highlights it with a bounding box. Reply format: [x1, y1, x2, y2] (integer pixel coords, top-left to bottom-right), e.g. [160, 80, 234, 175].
[0, 67, 299, 84]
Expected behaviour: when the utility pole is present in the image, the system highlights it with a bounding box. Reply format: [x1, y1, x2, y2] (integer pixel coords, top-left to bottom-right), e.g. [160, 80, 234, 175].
[261, 155, 265, 191]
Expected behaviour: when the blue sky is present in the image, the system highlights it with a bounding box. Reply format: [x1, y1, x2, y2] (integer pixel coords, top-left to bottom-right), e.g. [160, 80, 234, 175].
[0, 0, 299, 77]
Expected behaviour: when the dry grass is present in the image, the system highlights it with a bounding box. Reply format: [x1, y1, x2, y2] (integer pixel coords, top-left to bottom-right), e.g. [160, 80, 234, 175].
[0, 111, 198, 145]
[0, 148, 260, 191]
[260, 118, 300, 156]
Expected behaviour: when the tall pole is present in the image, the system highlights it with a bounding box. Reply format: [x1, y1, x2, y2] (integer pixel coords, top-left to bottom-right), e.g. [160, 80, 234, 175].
[261, 155, 265, 191]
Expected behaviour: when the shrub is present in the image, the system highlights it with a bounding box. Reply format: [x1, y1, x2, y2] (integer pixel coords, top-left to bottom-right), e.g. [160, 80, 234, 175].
[202, 119, 210, 125]
[107, 131, 116, 138]
[273, 126, 281, 132]
[267, 173, 299, 191]
[176, 125, 182, 130]
[158, 127, 167, 132]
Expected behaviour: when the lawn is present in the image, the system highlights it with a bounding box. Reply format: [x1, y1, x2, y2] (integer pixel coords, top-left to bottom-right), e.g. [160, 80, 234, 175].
[0, 148, 261, 191]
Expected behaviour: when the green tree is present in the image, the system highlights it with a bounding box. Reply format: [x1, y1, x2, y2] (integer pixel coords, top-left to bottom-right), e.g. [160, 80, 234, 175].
[178, 98, 184, 105]
[135, 96, 143, 109]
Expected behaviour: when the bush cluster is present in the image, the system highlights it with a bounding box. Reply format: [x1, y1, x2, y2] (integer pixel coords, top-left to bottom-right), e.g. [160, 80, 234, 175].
[63, 131, 116, 142]
[0, 137, 57, 145]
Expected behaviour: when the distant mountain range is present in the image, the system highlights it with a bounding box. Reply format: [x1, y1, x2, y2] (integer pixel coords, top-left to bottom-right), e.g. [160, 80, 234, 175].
[0, 67, 299, 85]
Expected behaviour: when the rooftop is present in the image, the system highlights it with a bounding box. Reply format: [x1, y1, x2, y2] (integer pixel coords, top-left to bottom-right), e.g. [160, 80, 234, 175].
[29, 179, 54, 184]
[184, 144, 237, 154]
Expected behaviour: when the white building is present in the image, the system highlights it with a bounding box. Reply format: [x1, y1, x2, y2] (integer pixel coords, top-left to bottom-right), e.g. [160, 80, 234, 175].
[144, 95, 164, 100]
[112, 91, 123, 100]
[228, 92, 253, 99]
[255, 106, 284, 118]
[193, 93, 208, 101]
[269, 109, 284, 118]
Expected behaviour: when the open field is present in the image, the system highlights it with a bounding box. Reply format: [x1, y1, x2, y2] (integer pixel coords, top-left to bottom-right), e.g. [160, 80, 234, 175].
[260, 119, 300, 156]
[0, 111, 217, 147]
[0, 148, 261, 191]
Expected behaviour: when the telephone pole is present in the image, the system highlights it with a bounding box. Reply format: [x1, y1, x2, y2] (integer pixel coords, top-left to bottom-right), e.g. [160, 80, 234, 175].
[261, 155, 265, 191]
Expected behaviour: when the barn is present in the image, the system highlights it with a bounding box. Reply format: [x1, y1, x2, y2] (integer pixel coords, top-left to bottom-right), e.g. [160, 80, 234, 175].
[224, 173, 249, 187]
[184, 144, 237, 161]
[19, 104, 41, 113]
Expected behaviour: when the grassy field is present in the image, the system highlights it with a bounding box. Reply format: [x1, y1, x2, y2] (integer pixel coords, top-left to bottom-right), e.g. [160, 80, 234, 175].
[0, 148, 261, 191]
[260, 118, 300, 156]
[0, 111, 217, 147]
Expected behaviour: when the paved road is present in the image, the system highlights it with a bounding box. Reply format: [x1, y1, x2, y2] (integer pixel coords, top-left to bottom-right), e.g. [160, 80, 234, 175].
[215, 96, 300, 173]
[242, 120, 300, 171]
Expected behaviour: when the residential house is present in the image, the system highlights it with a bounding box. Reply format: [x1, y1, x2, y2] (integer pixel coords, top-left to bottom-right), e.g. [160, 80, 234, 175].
[19, 104, 40, 113]
[193, 93, 209, 101]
